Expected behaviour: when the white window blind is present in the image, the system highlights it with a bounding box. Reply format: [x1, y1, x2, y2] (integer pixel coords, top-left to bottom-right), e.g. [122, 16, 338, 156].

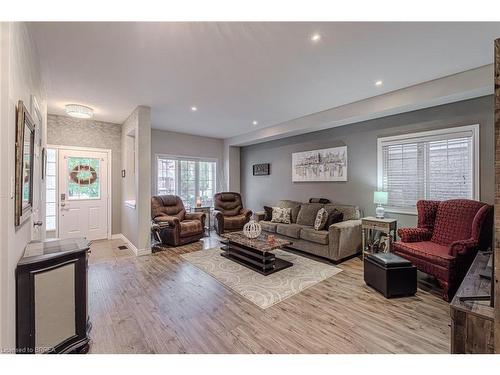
[378, 125, 479, 212]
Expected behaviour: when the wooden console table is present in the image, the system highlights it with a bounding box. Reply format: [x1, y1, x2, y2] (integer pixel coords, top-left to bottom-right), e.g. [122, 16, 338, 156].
[450, 251, 494, 353]
[361, 217, 397, 258]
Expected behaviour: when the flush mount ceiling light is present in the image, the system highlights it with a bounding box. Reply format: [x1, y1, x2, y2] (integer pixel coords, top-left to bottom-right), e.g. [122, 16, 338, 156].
[191, 106, 198, 112]
[310, 33, 322, 43]
[252, 120, 258, 125]
[65, 104, 94, 119]
[375, 80, 383, 86]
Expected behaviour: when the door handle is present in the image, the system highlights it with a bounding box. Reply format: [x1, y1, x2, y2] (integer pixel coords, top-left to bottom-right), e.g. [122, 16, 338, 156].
[33, 221, 43, 227]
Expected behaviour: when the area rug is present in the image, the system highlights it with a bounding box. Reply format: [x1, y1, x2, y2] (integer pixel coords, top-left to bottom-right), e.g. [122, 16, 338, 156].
[181, 247, 342, 309]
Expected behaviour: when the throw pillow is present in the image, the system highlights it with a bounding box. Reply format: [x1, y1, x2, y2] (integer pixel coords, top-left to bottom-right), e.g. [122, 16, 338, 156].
[263, 206, 273, 221]
[325, 209, 344, 228]
[314, 208, 329, 230]
[271, 207, 291, 224]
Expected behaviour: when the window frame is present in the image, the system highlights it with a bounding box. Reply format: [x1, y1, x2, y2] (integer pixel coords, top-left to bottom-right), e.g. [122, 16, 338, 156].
[377, 124, 480, 215]
[155, 154, 218, 207]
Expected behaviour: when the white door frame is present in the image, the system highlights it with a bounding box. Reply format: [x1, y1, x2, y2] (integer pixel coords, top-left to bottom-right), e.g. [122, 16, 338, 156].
[47, 144, 113, 240]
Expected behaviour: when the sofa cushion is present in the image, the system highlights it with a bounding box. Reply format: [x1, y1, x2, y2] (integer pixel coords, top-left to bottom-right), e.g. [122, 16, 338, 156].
[276, 223, 308, 239]
[180, 220, 203, 237]
[277, 200, 301, 223]
[271, 207, 291, 224]
[300, 227, 329, 245]
[324, 204, 359, 221]
[260, 220, 278, 233]
[296, 203, 323, 226]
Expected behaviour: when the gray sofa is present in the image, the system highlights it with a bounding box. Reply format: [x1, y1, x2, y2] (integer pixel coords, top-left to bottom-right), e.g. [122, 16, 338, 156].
[255, 200, 362, 263]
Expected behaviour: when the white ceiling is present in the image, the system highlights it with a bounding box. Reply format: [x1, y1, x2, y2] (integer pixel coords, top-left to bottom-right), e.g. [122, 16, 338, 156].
[30, 22, 500, 139]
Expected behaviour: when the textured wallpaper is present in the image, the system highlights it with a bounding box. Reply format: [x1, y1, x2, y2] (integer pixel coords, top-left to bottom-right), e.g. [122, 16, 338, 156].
[47, 114, 122, 234]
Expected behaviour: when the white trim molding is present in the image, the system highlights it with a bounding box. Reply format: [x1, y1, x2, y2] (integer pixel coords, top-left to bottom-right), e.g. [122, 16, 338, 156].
[111, 233, 151, 256]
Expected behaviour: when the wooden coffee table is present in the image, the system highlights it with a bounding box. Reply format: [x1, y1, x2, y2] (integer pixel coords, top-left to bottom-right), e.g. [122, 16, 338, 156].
[220, 232, 293, 276]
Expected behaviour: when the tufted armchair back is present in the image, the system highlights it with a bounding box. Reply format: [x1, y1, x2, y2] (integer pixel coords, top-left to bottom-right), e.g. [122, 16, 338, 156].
[213, 192, 243, 217]
[430, 199, 491, 246]
[151, 195, 186, 221]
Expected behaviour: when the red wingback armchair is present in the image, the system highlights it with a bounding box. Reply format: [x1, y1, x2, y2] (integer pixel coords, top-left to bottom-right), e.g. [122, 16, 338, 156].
[393, 199, 492, 301]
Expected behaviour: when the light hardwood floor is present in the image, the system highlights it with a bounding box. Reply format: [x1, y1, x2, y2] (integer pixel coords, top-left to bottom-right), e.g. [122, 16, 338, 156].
[87, 236, 451, 354]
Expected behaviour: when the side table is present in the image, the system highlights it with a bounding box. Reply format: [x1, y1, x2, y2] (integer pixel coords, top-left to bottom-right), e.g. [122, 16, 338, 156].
[193, 206, 211, 236]
[361, 216, 397, 259]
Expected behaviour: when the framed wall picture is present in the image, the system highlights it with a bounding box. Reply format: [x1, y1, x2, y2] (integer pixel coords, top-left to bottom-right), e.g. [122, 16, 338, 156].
[292, 146, 347, 182]
[253, 163, 270, 176]
[15, 100, 36, 226]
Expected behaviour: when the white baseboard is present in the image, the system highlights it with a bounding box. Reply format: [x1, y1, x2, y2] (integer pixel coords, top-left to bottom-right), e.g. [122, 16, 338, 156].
[110, 233, 151, 256]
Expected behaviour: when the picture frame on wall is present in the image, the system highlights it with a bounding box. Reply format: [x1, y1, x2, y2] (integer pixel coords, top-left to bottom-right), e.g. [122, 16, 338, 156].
[253, 163, 270, 176]
[292, 146, 347, 182]
[15, 100, 36, 226]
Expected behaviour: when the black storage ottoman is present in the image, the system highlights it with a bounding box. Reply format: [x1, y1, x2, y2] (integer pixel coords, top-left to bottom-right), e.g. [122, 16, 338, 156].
[364, 253, 417, 298]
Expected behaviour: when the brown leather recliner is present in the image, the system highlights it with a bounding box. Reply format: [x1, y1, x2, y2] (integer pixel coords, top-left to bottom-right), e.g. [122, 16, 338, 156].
[213, 192, 252, 235]
[151, 195, 206, 246]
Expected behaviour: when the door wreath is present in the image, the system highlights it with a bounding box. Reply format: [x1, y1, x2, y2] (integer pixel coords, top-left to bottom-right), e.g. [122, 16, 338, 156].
[69, 164, 97, 185]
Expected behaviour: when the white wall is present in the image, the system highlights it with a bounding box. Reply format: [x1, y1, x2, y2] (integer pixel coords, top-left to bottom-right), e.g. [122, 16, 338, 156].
[47, 114, 122, 234]
[150, 129, 225, 194]
[121, 106, 151, 255]
[0, 22, 46, 350]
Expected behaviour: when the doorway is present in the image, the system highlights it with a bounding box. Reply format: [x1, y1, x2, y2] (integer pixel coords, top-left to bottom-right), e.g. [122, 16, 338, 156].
[47, 146, 111, 241]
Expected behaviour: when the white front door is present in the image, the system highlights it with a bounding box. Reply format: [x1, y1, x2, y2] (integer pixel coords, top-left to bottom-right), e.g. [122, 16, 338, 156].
[58, 148, 109, 240]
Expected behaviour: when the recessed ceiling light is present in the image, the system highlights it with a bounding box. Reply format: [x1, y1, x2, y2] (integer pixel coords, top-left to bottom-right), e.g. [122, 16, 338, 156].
[375, 80, 383, 86]
[310, 33, 321, 42]
[65, 104, 93, 119]
[252, 120, 258, 125]
[191, 106, 197, 112]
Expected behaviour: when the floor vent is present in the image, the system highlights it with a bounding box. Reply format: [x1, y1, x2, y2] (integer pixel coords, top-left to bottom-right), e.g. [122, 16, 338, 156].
[117, 245, 128, 250]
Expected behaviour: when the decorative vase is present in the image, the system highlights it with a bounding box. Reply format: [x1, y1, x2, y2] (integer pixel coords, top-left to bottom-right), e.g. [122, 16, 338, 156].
[243, 220, 262, 239]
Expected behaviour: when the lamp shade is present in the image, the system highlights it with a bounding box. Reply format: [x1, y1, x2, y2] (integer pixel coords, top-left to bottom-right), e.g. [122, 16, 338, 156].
[373, 191, 388, 205]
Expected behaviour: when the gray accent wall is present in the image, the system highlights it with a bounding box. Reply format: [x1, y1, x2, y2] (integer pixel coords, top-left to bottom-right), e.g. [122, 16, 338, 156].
[47, 114, 122, 234]
[241, 96, 494, 229]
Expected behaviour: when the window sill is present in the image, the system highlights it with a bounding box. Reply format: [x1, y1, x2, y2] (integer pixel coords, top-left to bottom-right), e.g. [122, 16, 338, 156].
[384, 207, 417, 216]
[124, 200, 136, 209]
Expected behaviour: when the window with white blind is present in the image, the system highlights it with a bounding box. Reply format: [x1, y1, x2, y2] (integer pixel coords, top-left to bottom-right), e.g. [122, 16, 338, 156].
[377, 125, 479, 214]
[156, 155, 217, 209]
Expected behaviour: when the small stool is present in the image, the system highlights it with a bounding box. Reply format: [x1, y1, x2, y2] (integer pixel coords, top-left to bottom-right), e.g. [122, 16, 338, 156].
[364, 253, 417, 298]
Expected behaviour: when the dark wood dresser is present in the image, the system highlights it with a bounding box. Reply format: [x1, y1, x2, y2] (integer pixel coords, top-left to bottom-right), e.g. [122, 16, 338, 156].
[16, 238, 91, 354]
[450, 251, 494, 353]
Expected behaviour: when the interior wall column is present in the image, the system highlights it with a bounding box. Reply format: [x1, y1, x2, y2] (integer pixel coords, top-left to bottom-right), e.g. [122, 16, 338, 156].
[223, 141, 240, 193]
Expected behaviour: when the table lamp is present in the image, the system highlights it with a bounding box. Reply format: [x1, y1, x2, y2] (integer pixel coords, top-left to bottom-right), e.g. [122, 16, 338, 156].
[373, 191, 388, 218]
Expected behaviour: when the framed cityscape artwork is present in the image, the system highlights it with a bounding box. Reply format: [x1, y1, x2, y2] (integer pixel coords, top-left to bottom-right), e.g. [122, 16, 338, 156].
[292, 146, 347, 182]
[253, 163, 270, 176]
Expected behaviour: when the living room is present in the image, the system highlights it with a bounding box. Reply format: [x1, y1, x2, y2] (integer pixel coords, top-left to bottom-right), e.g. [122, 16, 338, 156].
[1, 0, 500, 373]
